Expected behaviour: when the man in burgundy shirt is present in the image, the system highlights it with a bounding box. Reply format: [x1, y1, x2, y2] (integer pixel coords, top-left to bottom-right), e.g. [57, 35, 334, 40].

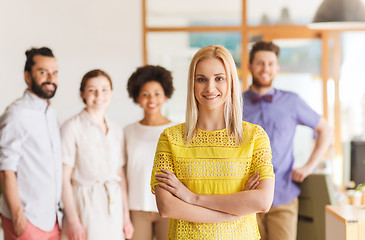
[243, 41, 332, 240]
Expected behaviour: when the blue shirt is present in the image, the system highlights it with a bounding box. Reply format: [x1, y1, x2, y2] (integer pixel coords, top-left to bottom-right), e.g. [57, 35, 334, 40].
[243, 88, 320, 206]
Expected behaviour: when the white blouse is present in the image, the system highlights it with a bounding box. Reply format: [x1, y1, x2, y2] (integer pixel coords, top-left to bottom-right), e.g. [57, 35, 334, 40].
[124, 121, 176, 212]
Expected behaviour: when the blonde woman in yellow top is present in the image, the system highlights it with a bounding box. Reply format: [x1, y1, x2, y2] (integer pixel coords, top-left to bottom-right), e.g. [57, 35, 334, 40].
[150, 45, 275, 239]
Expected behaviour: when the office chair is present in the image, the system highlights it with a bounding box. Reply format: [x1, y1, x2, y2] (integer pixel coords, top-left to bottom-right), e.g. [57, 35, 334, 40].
[297, 173, 336, 240]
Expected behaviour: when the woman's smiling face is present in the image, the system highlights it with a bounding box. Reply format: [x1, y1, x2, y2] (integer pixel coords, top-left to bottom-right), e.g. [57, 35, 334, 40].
[194, 57, 228, 112]
[137, 81, 167, 115]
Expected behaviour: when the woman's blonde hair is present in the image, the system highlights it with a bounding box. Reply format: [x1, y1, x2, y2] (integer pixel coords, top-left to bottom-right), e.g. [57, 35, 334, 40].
[185, 45, 243, 145]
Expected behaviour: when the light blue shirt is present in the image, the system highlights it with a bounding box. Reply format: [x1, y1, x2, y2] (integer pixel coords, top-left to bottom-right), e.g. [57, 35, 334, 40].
[0, 90, 62, 231]
[243, 88, 320, 207]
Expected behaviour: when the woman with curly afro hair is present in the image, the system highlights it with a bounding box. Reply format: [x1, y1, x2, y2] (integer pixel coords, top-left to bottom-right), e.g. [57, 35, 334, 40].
[124, 65, 176, 240]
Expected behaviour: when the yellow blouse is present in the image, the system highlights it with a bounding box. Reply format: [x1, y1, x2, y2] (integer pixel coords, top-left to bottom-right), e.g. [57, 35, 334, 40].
[151, 122, 274, 240]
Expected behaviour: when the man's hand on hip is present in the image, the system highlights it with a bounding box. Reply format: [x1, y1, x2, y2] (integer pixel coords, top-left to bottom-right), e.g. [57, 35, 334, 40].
[12, 210, 27, 237]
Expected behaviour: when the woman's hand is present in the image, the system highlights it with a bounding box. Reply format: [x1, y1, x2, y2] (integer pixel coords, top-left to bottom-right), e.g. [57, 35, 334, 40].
[123, 218, 134, 239]
[67, 219, 86, 240]
[244, 172, 260, 191]
[155, 169, 197, 204]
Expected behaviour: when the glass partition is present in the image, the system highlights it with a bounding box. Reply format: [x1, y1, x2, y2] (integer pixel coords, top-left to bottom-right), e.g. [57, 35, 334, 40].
[147, 32, 242, 123]
[247, 0, 322, 26]
[146, 0, 241, 27]
[339, 32, 365, 183]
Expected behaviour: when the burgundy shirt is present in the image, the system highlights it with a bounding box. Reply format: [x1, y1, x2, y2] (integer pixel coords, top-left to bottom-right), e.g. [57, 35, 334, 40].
[243, 88, 320, 207]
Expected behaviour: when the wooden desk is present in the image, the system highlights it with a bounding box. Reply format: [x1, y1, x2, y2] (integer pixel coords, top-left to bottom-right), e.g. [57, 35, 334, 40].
[326, 205, 365, 240]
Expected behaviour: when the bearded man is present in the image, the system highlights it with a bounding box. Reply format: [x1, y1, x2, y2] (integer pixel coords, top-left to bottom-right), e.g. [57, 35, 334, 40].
[243, 41, 332, 240]
[0, 47, 62, 240]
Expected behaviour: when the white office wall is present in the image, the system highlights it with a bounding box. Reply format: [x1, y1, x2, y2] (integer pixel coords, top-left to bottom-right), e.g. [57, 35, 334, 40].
[0, 0, 143, 126]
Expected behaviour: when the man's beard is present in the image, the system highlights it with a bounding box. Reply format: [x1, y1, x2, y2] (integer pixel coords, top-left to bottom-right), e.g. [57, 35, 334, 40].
[252, 76, 273, 88]
[30, 76, 57, 99]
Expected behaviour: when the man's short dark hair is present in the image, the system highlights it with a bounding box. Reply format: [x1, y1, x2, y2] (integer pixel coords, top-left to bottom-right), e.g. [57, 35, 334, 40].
[127, 65, 174, 103]
[249, 41, 280, 64]
[24, 47, 54, 73]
